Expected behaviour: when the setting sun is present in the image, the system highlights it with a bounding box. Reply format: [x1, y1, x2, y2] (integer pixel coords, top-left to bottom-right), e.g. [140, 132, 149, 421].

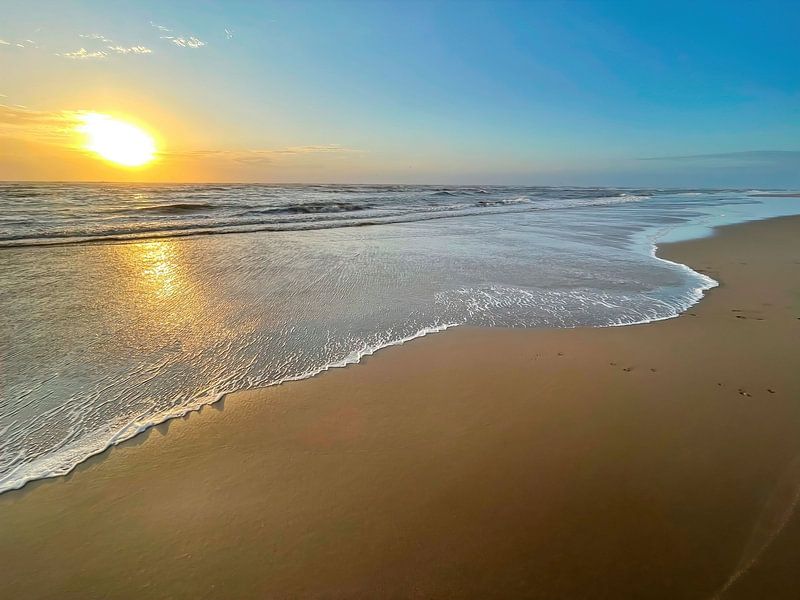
[77, 113, 156, 167]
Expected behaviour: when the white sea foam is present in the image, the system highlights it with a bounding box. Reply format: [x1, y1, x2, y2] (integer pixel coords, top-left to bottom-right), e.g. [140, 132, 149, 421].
[0, 322, 458, 493]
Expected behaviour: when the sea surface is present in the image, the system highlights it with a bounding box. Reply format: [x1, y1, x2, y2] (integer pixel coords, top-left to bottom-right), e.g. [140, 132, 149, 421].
[1, 184, 798, 493]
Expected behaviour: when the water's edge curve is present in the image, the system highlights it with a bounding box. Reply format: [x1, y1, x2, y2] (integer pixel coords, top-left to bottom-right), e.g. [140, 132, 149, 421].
[1, 214, 755, 495]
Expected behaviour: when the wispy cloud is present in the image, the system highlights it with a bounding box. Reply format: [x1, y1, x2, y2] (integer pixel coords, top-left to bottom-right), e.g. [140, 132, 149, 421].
[107, 45, 152, 55]
[273, 145, 358, 155]
[166, 36, 206, 49]
[150, 21, 206, 48]
[80, 33, 112, 43]
[58, 47, 108, 59]
[169, 146, 358, 165]
[58, 43, 153, 59]
[150, 22, 172, 33]
[640, 151, 800, 163]
[3, 38, 39, 49]
[0, 104, 83, 143]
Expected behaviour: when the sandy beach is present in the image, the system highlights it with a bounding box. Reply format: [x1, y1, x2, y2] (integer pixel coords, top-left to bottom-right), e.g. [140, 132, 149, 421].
[1, 215, 799, 599]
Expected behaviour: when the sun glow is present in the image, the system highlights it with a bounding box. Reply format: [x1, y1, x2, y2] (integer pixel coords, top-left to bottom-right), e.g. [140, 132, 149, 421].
[78, 113, 157, 167]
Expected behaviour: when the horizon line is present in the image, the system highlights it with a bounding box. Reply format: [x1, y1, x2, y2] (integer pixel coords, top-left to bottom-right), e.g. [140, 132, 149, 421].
[0, 180, 794, 191]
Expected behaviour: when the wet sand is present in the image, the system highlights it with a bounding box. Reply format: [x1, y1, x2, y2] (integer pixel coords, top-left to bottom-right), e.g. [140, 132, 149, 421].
[1, 216, 799, 599]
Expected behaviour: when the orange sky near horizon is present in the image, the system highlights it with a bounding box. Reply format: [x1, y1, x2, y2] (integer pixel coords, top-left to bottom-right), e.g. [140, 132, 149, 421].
[0, 101, 373, 183]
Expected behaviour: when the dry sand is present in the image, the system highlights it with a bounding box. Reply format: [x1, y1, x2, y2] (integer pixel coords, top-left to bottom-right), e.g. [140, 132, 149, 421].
[1, 216, 799, 599]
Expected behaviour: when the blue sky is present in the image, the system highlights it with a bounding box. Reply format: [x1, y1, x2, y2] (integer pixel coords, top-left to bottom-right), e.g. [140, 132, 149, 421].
[1, 0, 799, 185]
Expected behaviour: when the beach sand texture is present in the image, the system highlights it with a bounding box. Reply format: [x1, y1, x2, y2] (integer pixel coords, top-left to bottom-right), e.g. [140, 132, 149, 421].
[1, 216, 799, 599]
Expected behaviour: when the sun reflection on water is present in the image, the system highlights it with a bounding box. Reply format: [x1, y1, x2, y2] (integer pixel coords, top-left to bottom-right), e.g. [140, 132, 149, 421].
[137, 241, 180, 298]
[96, 238, 218, 353]
[109, 239, 192, 313]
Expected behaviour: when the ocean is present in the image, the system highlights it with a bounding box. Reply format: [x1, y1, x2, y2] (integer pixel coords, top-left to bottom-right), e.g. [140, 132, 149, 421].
[1, 183, 798, 493]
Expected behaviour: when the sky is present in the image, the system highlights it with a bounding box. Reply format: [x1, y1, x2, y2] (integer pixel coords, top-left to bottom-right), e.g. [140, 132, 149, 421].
[1, 0, 799, 186]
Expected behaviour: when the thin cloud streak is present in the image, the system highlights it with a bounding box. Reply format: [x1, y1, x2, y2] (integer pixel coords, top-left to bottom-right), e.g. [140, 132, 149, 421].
[640, 151, 800, 163]
[150, 21, 206, 48]
[168, 146, 360, 165]
[0, 104, 83, 143]
[58, 44, 154, 59]
[150, 22, 172, 33]
[166, 36, 206, 49]
[80, 33, 112, 43]
[3, 39, 38, 48]
[107, 45, 152, 55]
[58, 48, 108, 59]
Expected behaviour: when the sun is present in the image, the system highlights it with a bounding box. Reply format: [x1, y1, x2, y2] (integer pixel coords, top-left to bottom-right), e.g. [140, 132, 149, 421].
[77, 113, 157, 167]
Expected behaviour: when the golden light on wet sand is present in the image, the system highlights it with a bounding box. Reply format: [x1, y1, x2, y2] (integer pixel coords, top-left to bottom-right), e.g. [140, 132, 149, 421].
[77, 113, 157, 167]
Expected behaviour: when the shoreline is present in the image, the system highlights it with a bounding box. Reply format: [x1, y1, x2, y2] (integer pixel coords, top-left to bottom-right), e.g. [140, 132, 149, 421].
[0, 213, 785, 496]
[0, 213, 725, 495]
[1, 215, 799, 598]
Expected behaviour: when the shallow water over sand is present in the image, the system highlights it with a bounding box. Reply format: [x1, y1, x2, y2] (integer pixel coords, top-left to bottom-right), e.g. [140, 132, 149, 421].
[1, 185, 798, 492]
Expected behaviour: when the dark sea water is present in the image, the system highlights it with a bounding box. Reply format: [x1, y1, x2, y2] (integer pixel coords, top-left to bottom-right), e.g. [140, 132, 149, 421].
[1, 183, 798, 492]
